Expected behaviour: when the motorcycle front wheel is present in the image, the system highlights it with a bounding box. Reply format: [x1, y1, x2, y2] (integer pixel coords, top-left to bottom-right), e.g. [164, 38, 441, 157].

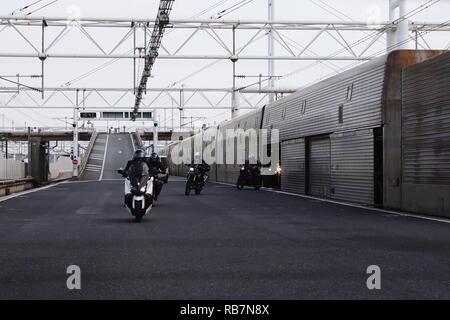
[185, 182, 192, 195]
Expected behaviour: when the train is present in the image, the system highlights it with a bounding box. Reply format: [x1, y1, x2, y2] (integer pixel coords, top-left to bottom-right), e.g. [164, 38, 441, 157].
[162, 50, 450, 218]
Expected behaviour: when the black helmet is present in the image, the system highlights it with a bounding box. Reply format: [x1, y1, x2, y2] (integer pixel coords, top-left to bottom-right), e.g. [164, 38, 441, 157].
[150, 152, 159, 161]
[133, 149, 145, 160]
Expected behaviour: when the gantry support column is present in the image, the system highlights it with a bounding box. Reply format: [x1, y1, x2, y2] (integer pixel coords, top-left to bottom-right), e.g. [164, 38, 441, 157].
[30, 137, 49, 184]
[388, 0, 411, 51]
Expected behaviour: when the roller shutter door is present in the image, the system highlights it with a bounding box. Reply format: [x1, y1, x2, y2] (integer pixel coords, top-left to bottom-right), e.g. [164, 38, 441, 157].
[280, 139, 305, 193]
[330, 129, 374, 205]
[308, 136, 331, 198]
[401, 52, 450, 216]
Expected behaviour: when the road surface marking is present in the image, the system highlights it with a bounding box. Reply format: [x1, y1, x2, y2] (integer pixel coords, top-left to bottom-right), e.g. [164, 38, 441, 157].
[129, 133, 136, 152]
[0, 181, 66, 203]
[210, 181, 450, 225]
[99, 134, 109, 181]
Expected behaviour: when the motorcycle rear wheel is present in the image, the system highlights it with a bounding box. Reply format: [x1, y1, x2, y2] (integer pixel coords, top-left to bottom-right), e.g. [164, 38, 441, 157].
[254, 177, 262, 190]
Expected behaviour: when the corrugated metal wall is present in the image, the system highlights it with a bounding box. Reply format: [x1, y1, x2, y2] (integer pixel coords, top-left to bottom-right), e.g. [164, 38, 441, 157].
[262, 55, 387, 141]
[216, 109, 263, 184]
[330, 129, 374, 205]
[401, 51, 450, 217]
[280, 138, 305, 193]
[307, 136, 331, 198]
[0, 157, 26, 180]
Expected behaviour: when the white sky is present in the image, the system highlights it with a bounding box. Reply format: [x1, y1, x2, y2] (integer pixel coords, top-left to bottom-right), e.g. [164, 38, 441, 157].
[0, 0, 449, 129]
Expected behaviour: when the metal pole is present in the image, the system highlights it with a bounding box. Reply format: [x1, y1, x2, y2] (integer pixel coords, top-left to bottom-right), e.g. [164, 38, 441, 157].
[133, 23, 136, 95]
[397, 0, 410, 49]
[388, 0, 410, 51]
[27, 126, 31, 177]
[41, 21, 45, 99]
[268, 0, 275, 103]
[180, 84, 185, 128]
[73, 90, 79, 177]
[153, 110, 158, 154]
[231, 25, 239, 118]
[415, 28, 418, 50]
[171, 100, 174, 131]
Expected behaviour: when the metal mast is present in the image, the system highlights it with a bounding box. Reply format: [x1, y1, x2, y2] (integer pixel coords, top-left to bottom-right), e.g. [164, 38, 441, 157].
[388, 0, 411, 51]
[268, 0, 275, 103]
[132, 0, 175, 121]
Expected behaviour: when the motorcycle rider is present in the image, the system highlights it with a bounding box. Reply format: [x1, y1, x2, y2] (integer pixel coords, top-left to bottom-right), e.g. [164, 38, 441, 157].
[145, 152, 165, 201]
[237, 154, 263, 190]
[122, 149, 150, 207]
[191, 152, 210, 181]
[123, 149, 148, 176]
[123, 150, 165, 199]
[243, 154, 261, 171]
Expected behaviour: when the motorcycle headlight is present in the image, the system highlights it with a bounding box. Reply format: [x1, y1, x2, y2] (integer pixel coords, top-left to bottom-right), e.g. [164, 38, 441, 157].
[151, 176, 154, 181]
[140, 186, 146, 192]
[190, 168, 195, 172]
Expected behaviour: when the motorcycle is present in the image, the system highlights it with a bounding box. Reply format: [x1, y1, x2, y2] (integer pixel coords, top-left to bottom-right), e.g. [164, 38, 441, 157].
[237, 164, 262, 190]
[185, 165, 208, 196]
[118, 167, 154, 222]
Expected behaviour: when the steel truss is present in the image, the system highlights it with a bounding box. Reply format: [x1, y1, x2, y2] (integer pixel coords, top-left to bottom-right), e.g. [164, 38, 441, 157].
[0, 14, 449, 120]
[0, 86, 290, 110]
[133, 0, 174, 119]
[0, 15, 446, 62]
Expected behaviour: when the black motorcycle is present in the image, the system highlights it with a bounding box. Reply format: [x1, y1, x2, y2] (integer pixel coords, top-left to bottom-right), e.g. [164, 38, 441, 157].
[237, 164, 262, 190]
[185, 165, 208, 195]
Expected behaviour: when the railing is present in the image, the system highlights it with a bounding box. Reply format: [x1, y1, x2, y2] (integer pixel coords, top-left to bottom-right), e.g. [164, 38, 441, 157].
[78, 130, 98, 177]
[134, 126, 195, 133]
[0, 127, 95, 133]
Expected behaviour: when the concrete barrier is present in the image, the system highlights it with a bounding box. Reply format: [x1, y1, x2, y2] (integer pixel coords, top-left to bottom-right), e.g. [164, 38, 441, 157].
[0, 178, 34, 197]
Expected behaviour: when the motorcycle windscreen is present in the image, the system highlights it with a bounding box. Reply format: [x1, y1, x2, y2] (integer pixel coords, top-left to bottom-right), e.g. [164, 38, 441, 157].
[128, 161, 150, 189]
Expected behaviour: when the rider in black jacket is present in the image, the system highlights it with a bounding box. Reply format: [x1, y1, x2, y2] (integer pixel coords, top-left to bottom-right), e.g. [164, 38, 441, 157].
[124, 149, 147, 174]
[124, 150, 165, 200]
[191, 152, 210, 179]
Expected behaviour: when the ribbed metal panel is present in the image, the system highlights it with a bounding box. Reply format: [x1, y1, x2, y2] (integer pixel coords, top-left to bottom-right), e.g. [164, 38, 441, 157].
[330, 129, 374, 205]
[217, 109, 264, 184]
[280, 138, 305, 193]
[401, 51, 450, 217]
[308, 137, 331, 198]
[262, 55, 387, 141]
[402, 52, 450, 185]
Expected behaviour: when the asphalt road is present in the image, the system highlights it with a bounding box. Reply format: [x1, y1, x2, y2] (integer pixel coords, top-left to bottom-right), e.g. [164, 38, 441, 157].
[0, 178, 450, 299]
[81, 133, 135, 181]
[101, 133, 135, 180]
